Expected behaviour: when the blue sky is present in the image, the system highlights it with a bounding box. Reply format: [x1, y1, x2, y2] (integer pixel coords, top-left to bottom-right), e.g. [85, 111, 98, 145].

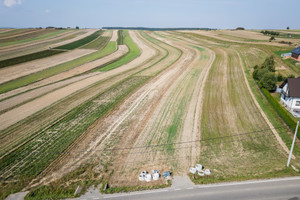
[0, 0, 299, 29]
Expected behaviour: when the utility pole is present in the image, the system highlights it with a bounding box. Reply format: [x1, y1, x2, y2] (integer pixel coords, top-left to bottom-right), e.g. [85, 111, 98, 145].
[287, 120, 299, 167]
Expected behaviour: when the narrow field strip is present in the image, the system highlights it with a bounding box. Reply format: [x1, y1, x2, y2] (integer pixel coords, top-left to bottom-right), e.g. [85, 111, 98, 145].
[0, 49, 96, 85]
[0, 30, 155, 158]
[0, 41, 116, 95]
[97, 30, 140, 71]
[0, 30, 160, 198]
[0, 29, 67, 48]
[54, 30, 102, 50]
[0, 29, 57, 43]
[0, 45, 128, 113]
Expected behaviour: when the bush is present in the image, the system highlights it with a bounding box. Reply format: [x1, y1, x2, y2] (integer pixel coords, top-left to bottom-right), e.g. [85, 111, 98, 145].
[277, 73, 285, 82]
[288, 74, 295, 78]
[261, 72, 277, 91]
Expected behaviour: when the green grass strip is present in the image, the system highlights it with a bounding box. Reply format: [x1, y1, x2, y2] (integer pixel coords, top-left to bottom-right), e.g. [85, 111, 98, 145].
[0, 42, 117, 94]
[0, 50, 64, 69]
[98, 30, 140, 72]
[54, 30, 102, 50]
[117, 30, 124, 45]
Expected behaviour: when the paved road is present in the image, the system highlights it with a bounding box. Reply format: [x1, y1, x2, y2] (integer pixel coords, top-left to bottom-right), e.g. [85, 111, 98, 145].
[100, 177, 300, 200]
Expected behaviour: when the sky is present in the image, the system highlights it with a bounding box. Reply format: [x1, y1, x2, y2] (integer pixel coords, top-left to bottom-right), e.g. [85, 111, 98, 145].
[0, 0, 299, 29]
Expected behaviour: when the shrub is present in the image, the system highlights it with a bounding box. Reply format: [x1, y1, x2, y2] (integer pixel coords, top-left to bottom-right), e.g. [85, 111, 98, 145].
[261, 72, 277, 91]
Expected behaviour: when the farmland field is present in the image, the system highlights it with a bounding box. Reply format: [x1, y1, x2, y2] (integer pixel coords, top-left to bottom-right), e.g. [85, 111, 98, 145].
[0, 28, 300, 200]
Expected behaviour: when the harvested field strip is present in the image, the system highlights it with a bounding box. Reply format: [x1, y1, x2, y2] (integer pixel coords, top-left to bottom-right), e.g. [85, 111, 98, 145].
[0, 42, 116, 94]
[0, 49, 65, 69]
[97, 30, 140, 71]
[80, 36, 110, 50]
[117, 30, 124, 45]
[29, 31, 178, 186]
[54, 30, 102, 50]
[0, 29, 56, 43]
[0, 30, 67, 48]
[0, 29, 42, 40]
[197, 47, 289, 183]
[0, 30, 82, 58]
[0, 30, 156, 158]
[0, 76, 150, 180]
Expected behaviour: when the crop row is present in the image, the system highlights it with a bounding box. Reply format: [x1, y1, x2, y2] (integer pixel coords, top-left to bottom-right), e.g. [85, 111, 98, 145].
[54, 30, 103, 50]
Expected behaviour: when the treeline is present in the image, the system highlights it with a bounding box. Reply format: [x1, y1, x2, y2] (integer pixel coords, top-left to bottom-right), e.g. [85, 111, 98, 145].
[252, 56, 294, 91]
[260, 30, 280, 36]
[102, 27, 216, 31]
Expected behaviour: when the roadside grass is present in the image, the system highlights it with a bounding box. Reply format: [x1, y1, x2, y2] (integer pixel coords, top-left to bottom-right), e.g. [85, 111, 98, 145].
[97, 30, 140, 72]
[0, 41, 116, 94]
[0, 30, 67, 48]
[0, 49, 64, 69]
[54, 30, 102, 50]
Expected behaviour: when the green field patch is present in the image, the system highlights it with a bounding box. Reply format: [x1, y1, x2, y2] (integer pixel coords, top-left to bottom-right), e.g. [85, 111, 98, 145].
[81, 36, 110, 50]
[0, 42, 116, 94]
[54, 30, 102, 50]
[117, 30, 124, 45]
[0, 50, 64, 69]
[97, 30, 140, 72]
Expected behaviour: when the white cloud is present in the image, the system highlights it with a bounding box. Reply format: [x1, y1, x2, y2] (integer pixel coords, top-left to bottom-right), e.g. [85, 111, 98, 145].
[45, 9, 51, 14]
[4, 0, 23, 7]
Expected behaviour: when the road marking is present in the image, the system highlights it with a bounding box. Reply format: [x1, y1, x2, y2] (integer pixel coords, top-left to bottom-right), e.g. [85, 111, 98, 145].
[103, 189, 169, 198]
[174, 188, 181, 191]
[186, 187, 193, 190]
[196, 176, 300, 189]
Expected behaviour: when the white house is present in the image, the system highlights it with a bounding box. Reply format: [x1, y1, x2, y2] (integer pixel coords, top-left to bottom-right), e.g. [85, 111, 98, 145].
[280, 77, 300, 117]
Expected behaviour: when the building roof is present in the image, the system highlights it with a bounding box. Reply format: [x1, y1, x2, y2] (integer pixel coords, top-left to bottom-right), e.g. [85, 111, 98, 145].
[291, 46, 300, 55]
[280, 77, 300, 98]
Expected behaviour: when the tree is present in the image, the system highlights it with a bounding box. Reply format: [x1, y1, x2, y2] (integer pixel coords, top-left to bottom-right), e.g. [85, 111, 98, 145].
[288, 74, 295, 78]
[269, 36, 275, 42]
[287, 26, 290, 30]
[261, 72, 277, 91]
[257, 68, 269, 81]
[277, 73, 284, 82]
[261, 56, 275, 72]
[76, 26, 79, 29]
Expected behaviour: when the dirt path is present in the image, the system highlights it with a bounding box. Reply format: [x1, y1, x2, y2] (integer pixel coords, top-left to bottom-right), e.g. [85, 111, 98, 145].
[0, 49, 96, 84]
[0, 45, 127, 113]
